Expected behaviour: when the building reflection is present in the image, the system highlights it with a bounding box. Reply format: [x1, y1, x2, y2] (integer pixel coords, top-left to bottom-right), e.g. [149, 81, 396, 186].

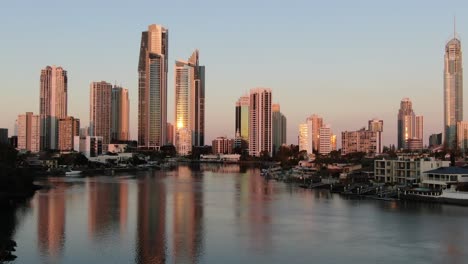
[88, 179, 128, 240]
[172, 166, 204, 263]
[37, 182, 66, 261]
[136, 173, 167, 264]
[235, 168, 274, 252]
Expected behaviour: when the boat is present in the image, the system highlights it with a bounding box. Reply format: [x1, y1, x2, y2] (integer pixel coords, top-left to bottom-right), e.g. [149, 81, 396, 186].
[400, 186, 468, 206]
[65, 170, 82, 177]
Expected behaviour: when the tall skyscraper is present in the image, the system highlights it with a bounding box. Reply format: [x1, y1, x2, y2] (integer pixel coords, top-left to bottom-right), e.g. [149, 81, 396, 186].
[397, 98, 416, 149]
[40, 66, 67, 150]
[17, 112, 40, 152]
[368, 118, 384, 153]
[111, 86, 130, 141]
[90, 81, 112, 150]
[272, 103, 287, 154]
[298, 123, 309, 152]
[318, 125, 332, 155]
[138, 24, 168, 149]
[306, 114, 323, 154]
[235, 95, 250, 141]
[415, 115, 424, 143]
[174, 50, 205, 155]
[444, 29, 463, 149]
[249, 88, 272, 157]
[58, 116, 80, 151]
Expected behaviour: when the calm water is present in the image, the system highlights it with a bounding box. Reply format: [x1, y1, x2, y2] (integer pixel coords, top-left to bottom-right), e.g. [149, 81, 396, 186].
[5, 164, 468, 264]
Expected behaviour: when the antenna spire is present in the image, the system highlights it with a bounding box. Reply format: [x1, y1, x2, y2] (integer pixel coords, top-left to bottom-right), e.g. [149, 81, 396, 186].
[454, 15, 456, 39]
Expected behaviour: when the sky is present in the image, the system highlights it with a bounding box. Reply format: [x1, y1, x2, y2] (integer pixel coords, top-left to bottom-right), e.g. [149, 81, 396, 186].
[1, 0, 467, 148]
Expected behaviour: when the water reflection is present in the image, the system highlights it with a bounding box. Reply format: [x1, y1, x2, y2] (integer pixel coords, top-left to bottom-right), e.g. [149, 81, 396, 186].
[88, 179, 128, 241]
[136, 172, 167, 264]
[172, 166, 203, 263]
[37, 182, 66, 262]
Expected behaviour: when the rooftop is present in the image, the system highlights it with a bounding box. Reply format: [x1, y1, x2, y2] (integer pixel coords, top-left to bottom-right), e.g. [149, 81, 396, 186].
[424, 167, 468, 175]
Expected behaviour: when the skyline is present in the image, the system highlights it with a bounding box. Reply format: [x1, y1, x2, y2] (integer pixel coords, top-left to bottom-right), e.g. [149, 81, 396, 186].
[2, 1, 468, 147]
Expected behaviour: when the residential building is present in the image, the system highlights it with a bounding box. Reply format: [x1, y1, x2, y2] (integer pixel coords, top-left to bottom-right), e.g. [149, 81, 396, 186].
[249, 88, 272, 157]
[374, 157, 449, 184]
[341, 128, 381, 155]
[212, 136, 234, 155]
[429, 133, 443, 147]
[318, 125, 332, 155]
[175, 50, 205, 155]
[73, 136, 103, 158]
[272, 103, 286, 154]
[444, 31, 463, 149]
[17, 112, 40, 152]
[306, 114, 323, 154]
[138, 24, 168, 148]
[298, 123, 308, 153]
[0, 128, 7, 145]
[111, 86, 130, 141]
[58, 117, 80, 151]
[415, 115, 424, 141]
[368, 118, 383, 153]
[422, 167, 468, 189]
[40, 66, 67, 150]
[457, 121, 468, 151]
[235, 95, 250, 141]
[90, 81, 112, 151]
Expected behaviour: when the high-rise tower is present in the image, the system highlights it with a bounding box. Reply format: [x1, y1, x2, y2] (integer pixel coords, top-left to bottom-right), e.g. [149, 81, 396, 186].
[40, 66, 67, 150]
[111, 86, 130, 141]
[444, 27, 463, 149]
[90, 81, 112, 150]
[174, 50, 205, 155]
[249, 88, 272, 157]
[138, 24, 168, 148]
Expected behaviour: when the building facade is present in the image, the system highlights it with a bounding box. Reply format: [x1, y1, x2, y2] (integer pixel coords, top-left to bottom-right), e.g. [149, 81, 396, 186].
[17, 112, 40, 152]
[457, 121, 468, 151]
[138, 24, 168, 148]
[90, 81, 112, 151]
[341, 128, 381, 155]
[58, 117, 80, 151]
[212, 137, 234, 155]
[374, 157, 450, 184]
[73, 136, 103, 158]
[397, 98, 423, 150]
[272, 103, 286, 154]
[306, 114, 323, 154]
[444, 34, 463, 149]
[111, 86, 130, 141]
[166, 122, 174, 145]
[429, 133, 443, 147]
[368, 118, 383, 153]
[298, 123, 309, 153]
[235, 95, 250, 141]
[318, 125, 332, 155]
[40, 66, 68, 150]
[175, 50, 205, 155]
[249, 88, 272, 157]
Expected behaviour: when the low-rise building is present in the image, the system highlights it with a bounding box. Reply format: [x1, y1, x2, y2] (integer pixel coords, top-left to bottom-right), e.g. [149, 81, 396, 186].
[422, 167, 468, 189]
[73, 136, 103, 158]
[374, 157, 449, 184]
[212, 136, 233, 155]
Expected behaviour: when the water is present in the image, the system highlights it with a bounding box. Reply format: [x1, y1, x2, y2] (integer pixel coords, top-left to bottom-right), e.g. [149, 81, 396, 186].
[4, 164, 468, 264]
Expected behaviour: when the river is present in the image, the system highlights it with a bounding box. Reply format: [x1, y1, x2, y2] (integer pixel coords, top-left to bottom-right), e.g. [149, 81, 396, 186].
[5, 164, 468, 263]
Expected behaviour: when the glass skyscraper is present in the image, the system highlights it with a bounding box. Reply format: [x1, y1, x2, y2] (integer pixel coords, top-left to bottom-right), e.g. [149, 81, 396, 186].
[138, 24, 168, 148]
[444, 33, 463, 149]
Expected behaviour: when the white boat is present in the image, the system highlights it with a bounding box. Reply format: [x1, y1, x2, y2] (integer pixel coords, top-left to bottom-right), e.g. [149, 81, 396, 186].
[65, 170, 82, 177]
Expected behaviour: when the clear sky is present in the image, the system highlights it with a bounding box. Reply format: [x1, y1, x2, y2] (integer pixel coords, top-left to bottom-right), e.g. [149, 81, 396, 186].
[1, 0, 467, 147]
